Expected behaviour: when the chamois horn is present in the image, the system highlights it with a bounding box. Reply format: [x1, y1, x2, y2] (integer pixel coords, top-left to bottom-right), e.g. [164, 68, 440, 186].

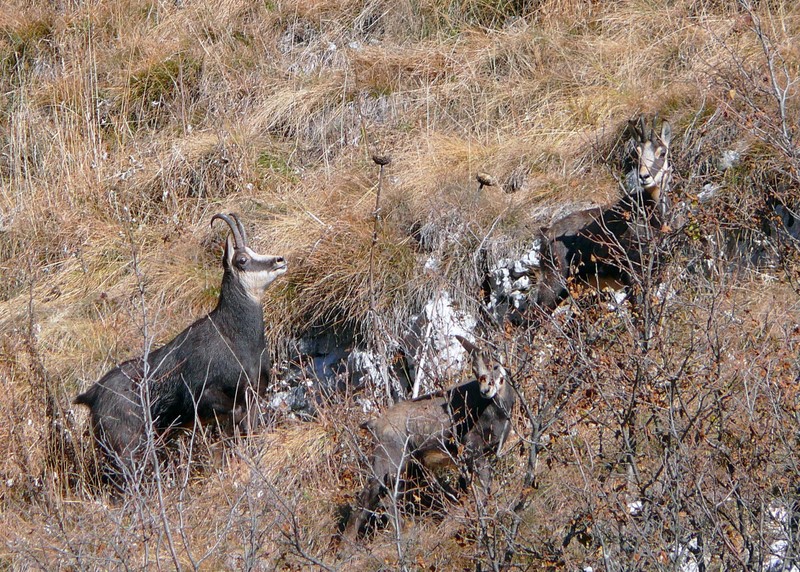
[211, 213, 246, 249]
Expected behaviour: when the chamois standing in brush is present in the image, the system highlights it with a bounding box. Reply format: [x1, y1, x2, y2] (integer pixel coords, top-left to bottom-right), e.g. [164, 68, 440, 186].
[533, 117, 673, 319]
[344, 335, 515, 540]
[75, 213, 287, 473]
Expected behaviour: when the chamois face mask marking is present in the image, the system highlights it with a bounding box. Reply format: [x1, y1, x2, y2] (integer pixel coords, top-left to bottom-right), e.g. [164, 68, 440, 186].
[225, 236, 288, 302]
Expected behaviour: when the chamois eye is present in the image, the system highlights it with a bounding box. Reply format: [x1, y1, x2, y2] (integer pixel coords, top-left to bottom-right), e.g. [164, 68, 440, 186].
[236, 255, 249, 267]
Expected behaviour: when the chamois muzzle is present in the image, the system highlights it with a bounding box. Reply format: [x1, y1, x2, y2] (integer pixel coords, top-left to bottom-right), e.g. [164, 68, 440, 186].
[480, 378, 496, 399]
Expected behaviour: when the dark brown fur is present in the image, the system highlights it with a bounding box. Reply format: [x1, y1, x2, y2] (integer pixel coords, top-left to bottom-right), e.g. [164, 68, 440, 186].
[344, 336, 514, 540]
[533, 118, 672, 319]
[75, 214, 286, 478]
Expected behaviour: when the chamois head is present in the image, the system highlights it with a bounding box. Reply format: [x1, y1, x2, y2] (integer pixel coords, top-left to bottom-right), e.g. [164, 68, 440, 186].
[631, 116, 672, 207]
[211, 213, 287, 302]
[455, 335, 507, 399]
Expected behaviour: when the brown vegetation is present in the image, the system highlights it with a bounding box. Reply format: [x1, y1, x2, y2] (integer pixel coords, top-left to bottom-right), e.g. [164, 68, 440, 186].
[1, 0, 799, 569]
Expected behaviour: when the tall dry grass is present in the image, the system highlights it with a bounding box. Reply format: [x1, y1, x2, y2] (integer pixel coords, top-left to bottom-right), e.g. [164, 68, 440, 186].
[1, 0, 800, 568]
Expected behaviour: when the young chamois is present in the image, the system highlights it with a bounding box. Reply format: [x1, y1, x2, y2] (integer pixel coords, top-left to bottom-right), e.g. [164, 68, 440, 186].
[344, 335, 514, 540]
[533, 117, 672, 320]
[75, 213, 287, 475]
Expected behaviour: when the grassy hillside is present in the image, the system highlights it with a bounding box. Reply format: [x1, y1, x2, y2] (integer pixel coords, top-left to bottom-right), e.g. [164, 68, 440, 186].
[1, 0, 799, 569]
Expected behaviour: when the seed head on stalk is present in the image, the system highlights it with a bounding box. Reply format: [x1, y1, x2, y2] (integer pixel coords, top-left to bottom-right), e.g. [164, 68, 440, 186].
[476, 172, 496, 192]
[368, 152, 394, 401]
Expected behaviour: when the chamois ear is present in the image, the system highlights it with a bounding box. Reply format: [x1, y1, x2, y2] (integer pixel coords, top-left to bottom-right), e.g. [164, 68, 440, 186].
[455, 335, 490, 381]
[455, 334, 480, 355]
[660, 121, 672, 146]
[222, 234, 236, 269]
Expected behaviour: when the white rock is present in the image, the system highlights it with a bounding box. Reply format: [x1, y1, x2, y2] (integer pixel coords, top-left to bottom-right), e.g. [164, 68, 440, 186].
[718, 149, 741, 171]
[697, 183, 720, 204]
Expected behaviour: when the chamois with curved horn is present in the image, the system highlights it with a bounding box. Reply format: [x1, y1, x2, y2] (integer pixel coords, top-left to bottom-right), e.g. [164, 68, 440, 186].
[75, 213, 287, 473]
[344, 335, 515, 540]
[533, 116, 672, 318]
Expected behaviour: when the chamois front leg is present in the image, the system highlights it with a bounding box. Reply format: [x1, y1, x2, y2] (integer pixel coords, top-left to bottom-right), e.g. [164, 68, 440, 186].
[195, 386, 241, 437]
[534, 263, 568, 315]
[530, 235, 570, 325]
[345, 441, 407, 540]
[619, 271, 658, 352]
[460, 430, 496, 494]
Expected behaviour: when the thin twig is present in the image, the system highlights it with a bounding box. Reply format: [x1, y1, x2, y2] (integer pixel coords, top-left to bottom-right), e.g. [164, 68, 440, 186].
[122, 210, 184, 572]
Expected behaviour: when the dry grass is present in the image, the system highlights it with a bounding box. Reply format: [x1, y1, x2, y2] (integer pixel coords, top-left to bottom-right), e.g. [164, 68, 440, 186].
[2, 0, 800, 569]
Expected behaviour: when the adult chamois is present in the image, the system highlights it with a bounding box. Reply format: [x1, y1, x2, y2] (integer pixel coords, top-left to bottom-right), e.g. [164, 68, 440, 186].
[75, 213, 287, 476]
[533, 117, 673, 321]
[344, 335, 515, 540]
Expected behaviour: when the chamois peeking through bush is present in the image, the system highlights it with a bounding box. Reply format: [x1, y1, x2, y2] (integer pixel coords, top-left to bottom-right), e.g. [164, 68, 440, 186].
[344, 335, 515, 540]
[74, 213, 287, 478]
[532, 117, 673, 323]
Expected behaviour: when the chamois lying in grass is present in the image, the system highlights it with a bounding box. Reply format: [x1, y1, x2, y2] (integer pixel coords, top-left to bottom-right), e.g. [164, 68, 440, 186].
[533, 117, 673, 321]
[344, 335, 515, 540]
[75, 213, 287, 478]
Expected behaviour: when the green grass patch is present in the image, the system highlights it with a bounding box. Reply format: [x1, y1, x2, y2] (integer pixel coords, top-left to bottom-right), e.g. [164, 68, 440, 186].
[256, 150, 297, 181]
[124, 51, 202, 130]
[128, 53, 200, 107]
[0, 17, 54, 82]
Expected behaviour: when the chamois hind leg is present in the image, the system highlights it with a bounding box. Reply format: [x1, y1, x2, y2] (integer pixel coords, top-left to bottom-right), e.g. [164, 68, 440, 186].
[94, 419, 145, 492]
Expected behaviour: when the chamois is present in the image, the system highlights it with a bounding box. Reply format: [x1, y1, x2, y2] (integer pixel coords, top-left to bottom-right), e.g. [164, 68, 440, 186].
[344, 335, 514, 540]
[75, 213, 287, 473]
[533, 116, 672, 318]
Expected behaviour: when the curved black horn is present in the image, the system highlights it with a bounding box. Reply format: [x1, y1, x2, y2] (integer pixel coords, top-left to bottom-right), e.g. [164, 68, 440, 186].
[230, 213, 248, 247]
[211, 213, 245, 249]
[637, 115, 648, 143]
